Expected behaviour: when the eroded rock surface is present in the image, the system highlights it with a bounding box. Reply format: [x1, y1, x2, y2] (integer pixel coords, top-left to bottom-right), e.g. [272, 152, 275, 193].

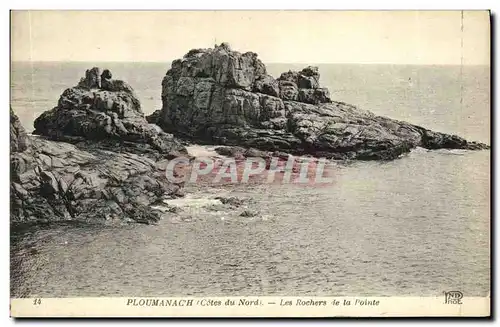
[152, 43, 488, 160]
[10, 107, 29, 153]
[11, 68, 188, 225]
[10, 136, 183, 225]
[34, 67, 183, 154]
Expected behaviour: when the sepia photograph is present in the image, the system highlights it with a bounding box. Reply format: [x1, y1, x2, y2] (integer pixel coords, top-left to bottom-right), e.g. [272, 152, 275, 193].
[9, 10, 491, 317]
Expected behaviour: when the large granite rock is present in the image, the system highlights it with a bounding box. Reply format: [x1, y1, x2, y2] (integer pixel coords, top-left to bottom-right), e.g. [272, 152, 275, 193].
[11, 110, 185, 226]
[33, 67, 183, 154]
[151, 43, 488, 160]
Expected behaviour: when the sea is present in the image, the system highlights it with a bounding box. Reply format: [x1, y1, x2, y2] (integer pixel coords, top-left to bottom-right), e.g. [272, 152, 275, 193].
[10, 62, 490, 297]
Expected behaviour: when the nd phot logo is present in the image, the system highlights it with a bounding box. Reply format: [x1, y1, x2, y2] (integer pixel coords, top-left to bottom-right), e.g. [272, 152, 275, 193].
[444, 291, 463, 305]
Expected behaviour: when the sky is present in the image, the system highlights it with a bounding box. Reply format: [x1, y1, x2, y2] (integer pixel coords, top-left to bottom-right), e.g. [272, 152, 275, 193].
[10, 10, 490, 65]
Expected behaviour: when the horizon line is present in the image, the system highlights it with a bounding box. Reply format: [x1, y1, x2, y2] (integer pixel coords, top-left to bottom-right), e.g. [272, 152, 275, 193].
[10, 60, 489, 67]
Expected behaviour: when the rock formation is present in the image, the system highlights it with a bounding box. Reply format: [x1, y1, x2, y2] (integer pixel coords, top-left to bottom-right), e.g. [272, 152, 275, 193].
[11, 69, 188, 226]
[150, 43, 488, 160]
[10, 134, 183, 226]
[10, 107, 29, 153]
[10, 47, 490, 226]
[34, 67, 182, 154]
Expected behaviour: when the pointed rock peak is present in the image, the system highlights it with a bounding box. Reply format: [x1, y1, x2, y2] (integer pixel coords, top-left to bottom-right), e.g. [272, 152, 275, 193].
[101, 68, 112, 80]
[77, 67, 102, 89]
[74, 67, 136, 96]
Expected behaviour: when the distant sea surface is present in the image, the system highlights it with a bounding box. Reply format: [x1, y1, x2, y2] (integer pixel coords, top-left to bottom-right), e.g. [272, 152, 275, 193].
[10, 62, 490, 297]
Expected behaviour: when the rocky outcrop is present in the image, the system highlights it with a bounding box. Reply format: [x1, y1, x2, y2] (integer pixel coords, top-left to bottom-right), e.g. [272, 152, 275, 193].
[10, 107, 29, 153]
[11, 68, 188, 225]
[152, 43, 488, 160]
[11, 111, 185, 226]
[34, 67, 183, 154]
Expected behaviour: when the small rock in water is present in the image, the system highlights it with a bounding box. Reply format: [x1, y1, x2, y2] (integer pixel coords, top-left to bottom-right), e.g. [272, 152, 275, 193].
[240, 210, 258, 218]
[168, 206, 182, 214]
[206, 203, 227, 212]
[215, 196, 245, 207]
[181, 216, 193, 222]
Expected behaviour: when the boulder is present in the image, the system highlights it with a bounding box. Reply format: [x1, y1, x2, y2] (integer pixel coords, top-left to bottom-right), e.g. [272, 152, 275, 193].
[253, 75, 280, 97]
[297, 74, 319, 89]
[34, 67, 185, 155]
[279, 67, 321, 90]
[298, 88, 331, 104]
[278, 70, 299, 84]
[277, 66, 327, 102]
[300, 66, 320, 77]
[278, 80, 298, 101]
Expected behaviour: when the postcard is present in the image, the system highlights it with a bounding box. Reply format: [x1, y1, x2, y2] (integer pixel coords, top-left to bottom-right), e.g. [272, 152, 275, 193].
[10, 10, 491, 317]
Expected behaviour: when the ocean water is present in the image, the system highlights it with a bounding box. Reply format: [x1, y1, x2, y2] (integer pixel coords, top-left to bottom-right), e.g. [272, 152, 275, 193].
[10, 62, 490, 297]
